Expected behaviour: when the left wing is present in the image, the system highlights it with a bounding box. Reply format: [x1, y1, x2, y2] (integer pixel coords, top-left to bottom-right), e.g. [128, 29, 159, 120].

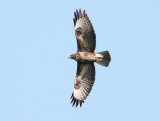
[73, 9, 96, 52]
[71, 62, 95, 107]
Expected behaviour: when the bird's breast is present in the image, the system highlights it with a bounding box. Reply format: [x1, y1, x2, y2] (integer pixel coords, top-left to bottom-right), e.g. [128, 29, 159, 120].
[76, 52, 96, 62]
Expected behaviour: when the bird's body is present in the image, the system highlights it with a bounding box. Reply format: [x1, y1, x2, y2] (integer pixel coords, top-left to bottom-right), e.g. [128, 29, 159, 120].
[69, 52, 99, 62]
[69, 9, 111, 107]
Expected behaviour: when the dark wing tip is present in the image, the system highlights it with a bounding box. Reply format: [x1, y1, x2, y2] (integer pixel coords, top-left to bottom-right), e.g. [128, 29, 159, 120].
[70, 93, 84, 107]
[73, 9, 86, 26]
[76, 100, 79, 107]
[79, 9, 82, 18]
[73, 18, 76, 26]
[74, 12, 77, 22]
[76, 9, 79, 20]
[80, 101, 84, 107]
[82, 9, 86, 17]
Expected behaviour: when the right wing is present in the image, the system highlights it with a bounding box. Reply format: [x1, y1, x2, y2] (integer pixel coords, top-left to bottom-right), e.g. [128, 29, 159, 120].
[71, 62, 95, 107]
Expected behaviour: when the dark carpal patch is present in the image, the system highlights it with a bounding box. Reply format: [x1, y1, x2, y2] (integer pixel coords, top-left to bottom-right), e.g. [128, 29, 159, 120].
[75, 27, 82, 36]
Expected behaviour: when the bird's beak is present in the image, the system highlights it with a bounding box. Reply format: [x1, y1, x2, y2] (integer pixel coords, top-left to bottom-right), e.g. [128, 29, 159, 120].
[68, 56, 71, 59]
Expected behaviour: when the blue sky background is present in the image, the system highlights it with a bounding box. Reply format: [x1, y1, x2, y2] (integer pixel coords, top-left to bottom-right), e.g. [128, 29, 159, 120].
[0, 0, 160, 121]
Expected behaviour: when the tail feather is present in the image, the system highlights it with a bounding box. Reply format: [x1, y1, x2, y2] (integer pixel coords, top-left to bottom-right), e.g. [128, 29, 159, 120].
[96, 51, 111, 67]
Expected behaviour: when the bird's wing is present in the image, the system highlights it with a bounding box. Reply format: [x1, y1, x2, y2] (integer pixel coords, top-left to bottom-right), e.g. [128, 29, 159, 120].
[73, 9, 96, 52]
[71, 62, 95, 107]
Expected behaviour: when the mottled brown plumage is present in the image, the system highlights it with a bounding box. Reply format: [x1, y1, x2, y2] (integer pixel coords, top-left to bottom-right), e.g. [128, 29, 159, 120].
[69, 9, 111, 107]
[70, 63, 95, 107]
[74, 9, 96, 52]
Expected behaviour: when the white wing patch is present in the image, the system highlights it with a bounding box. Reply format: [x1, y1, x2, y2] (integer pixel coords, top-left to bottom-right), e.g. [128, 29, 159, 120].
[75, 19, 83, 30]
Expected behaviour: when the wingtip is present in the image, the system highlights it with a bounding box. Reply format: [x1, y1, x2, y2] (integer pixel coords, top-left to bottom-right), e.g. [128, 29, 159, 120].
[83, 9, 86, 17]
[72, 99, 76, 106]
[70, 93, 73, 99]
[79, 9, 82, 18]
[70, 94, 84, 107]
[80, 101, 82, 107]
[74, 9, 87, 26]
[73, 18, 76, 26]
[76, 9, 79, 19]
[76, 100, 79, 107]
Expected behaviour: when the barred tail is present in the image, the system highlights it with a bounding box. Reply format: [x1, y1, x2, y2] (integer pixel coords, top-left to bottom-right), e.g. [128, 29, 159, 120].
[95, 51, 111, 67]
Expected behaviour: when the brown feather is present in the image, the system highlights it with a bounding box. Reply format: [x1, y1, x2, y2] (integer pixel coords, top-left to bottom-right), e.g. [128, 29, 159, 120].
[83, 10, 85, 17]
[76, 9, 79, 19]
[79, 9, 82, 18]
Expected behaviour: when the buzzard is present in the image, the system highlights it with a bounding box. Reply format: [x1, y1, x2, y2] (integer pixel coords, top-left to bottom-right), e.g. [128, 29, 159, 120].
[69, 9, 111, 107]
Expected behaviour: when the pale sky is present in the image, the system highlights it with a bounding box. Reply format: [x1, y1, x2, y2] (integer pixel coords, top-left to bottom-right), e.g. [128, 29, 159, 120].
[0, 0, 160, 121]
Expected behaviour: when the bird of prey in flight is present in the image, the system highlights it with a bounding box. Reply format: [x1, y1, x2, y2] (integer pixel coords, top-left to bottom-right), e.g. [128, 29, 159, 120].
[69, 9, 111, 107]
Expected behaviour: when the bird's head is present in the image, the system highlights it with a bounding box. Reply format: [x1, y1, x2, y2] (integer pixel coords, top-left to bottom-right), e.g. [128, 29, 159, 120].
[68, 54, 76, 60]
